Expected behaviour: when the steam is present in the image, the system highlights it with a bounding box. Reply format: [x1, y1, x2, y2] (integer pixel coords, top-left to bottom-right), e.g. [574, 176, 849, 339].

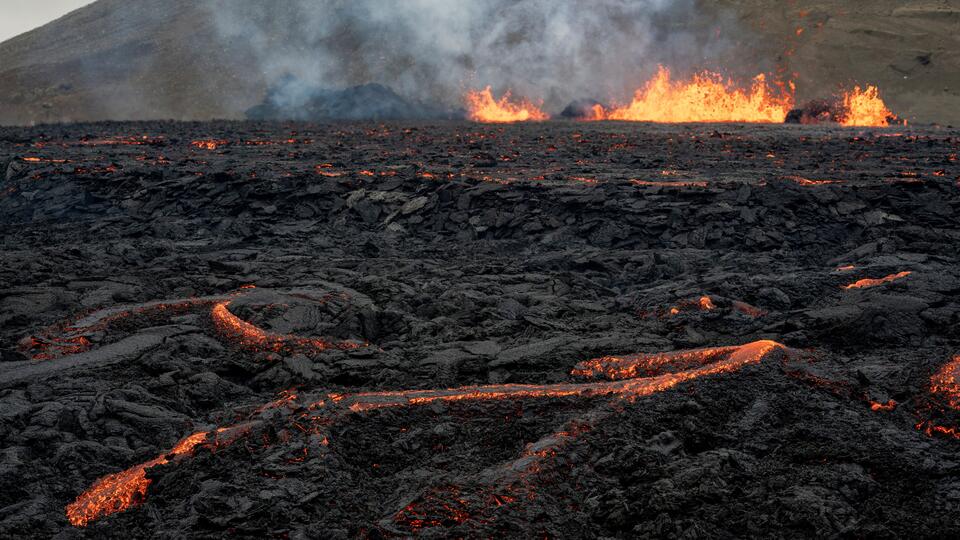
[209, 0, 738, 114]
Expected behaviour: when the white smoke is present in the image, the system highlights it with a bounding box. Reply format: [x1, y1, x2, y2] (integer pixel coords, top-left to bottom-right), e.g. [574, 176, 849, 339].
[209, 0, 741, 113]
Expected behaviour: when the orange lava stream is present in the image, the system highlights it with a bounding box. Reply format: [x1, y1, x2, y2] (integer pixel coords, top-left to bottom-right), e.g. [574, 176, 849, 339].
[66, 432, 209, 527]
[784, 175, 843, 186]
[211, 301, 364, 353]
[841, 85, 902, 127]
[843, 271, 912, 290]
[591, 66, 794, 124]
[66, 340, 785, 527]
[571, 344, 740, 381]
[869, 400, 897, 412]
[630, 179, 709, 188]
[324, 340, 784, 413]
[465, 87, 549, 123]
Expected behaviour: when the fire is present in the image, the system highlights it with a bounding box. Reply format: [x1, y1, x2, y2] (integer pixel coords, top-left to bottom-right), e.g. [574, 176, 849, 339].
[840, 85, 902, 127]
[465, 87, 549, 123]
[66, 431, 209, 527]
[843, 271, 912, 290]
[591, 66, 794, 123]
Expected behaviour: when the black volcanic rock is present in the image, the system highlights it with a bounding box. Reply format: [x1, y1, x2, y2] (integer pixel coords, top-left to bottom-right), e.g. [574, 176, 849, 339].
[246, 81, 458, 121]
[560, 98, 606, 119]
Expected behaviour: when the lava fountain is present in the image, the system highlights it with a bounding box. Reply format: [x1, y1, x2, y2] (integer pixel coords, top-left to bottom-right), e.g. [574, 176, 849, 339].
[465, 87, 549, 123]
[589, 66, 795, 124]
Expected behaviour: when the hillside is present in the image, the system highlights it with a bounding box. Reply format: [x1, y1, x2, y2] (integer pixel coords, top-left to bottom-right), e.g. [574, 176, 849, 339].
[0, 0, 957, 125]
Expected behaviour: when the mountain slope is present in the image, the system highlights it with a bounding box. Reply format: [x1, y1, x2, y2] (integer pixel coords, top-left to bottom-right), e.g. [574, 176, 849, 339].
[0, 0, 957, 125]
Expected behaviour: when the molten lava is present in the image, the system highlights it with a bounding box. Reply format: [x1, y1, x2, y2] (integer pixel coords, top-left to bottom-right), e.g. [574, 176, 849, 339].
[66, 431, 209, 527]
[843, 271, 912, 290]
[66, 340, 786, 527]
[591, 67, 794, 124]
[211, 301, 364, 353]
[916, 355, 960, 440]
[465, 87, 549, 123]
[930, 355, 960, 410]
[840, 85, 902, 127]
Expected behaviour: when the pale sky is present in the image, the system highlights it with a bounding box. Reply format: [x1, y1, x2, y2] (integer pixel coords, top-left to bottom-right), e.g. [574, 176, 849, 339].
[0, 0, 95, 43]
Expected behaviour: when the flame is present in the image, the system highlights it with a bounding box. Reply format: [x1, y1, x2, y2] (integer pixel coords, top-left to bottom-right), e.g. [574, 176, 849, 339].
[66, 432, 209, 527]
[840, 85, 902, 127]
[843, 271, 912, 290]
[592, 66, 794, 123]
[465, 87, 549, 123]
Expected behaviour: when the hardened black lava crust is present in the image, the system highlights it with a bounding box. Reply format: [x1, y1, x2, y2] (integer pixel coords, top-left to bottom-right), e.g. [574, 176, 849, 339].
[1, 120, 959, 538]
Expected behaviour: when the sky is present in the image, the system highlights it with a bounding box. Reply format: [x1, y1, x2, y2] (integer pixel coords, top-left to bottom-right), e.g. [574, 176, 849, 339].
[0, 0, 94, 43]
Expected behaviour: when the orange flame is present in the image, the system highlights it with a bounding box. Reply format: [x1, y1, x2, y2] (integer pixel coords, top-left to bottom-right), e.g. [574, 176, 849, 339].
[465, 87, 549, 123]
[592, 66, 794, 123]
[66, 432, 209, 527]
[840, 85, 902, 127]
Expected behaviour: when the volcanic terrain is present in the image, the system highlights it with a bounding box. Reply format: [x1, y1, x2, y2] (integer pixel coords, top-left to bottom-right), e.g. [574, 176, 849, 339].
[0, 120, 959, 538]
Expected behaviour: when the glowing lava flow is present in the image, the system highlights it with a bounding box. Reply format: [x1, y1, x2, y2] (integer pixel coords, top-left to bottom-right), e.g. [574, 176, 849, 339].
[66, 432, 209, 527]
[20, 296, 231, 360]
[841, 85, 902, 127]
[591, 66, 794, 124]
[917, 355, 960, 439]
[65, 340, 786, 527]
[843, 271, 912, 290]
[211, 301, 364, 353]
[465, 87, 549, 123]
[930, 356, 960, 410]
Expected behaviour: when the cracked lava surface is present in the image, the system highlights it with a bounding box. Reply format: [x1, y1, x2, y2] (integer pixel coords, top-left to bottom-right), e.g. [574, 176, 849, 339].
[1, 120, 959, 538]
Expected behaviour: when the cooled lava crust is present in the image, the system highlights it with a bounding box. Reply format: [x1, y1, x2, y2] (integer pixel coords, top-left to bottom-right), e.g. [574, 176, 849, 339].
[1, 120, 959, 538]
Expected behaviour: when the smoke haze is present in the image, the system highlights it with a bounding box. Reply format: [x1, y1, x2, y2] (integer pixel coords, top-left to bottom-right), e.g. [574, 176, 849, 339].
[210, 0, 741, 113]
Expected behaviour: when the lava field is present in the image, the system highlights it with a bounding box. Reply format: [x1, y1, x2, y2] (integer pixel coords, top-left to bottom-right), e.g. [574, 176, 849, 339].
[1, 120, 959, 538]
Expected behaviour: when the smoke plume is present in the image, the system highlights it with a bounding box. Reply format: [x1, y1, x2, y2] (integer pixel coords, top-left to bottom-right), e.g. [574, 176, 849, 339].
[209, 0, 740, 114]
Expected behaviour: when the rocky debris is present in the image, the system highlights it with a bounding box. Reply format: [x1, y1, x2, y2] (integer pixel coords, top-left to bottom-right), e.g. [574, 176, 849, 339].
[0, 120, 958, 537]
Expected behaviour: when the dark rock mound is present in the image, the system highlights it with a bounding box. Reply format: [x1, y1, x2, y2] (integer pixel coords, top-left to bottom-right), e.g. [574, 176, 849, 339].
[560, 98, 606, 119]
[785, 98, 844, 124]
